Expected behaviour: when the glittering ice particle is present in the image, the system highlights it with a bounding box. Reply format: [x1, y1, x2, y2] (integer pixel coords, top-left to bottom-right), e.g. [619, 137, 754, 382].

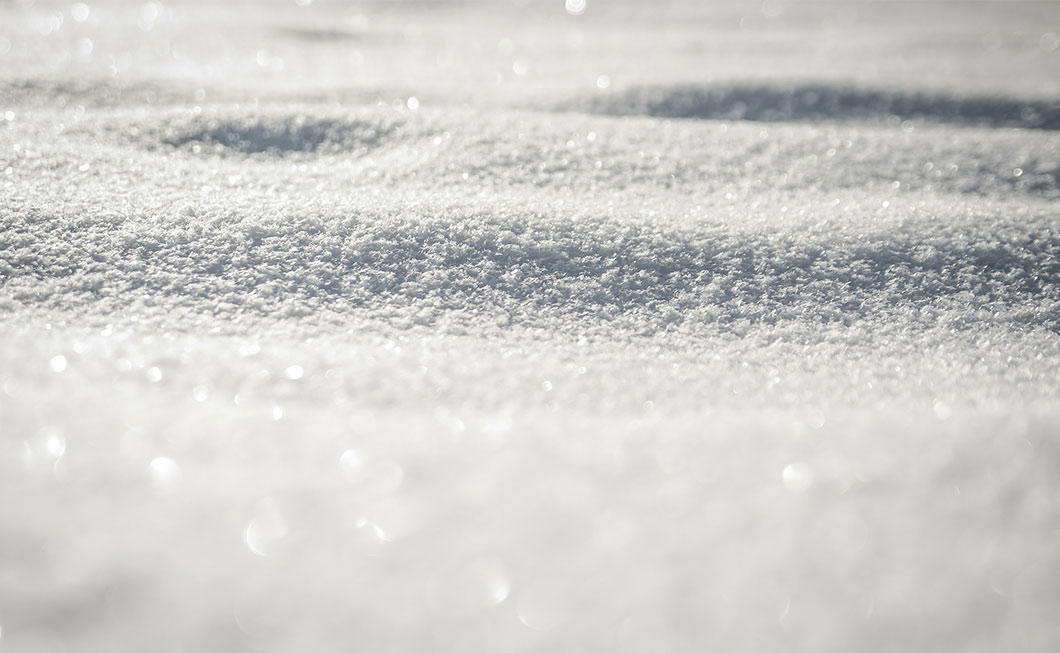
[149, 457, 182, 496]
[437, 557, 512, 614]
[339, 448, 364, 473]
[43, 432, 67, 460]
[340, 449, 404, 497]
[284, 364, 304, 380]
[356, 497, 416, 545]
[71, 3, 91, 23]
[565, 0, 586, 16]
[782, 462, 814, 493]
[369, 522, 391, 542]
[244, 497, 289, 557]
[49, 355, 67, 373]
[933, 399, 951, 420]
[138, 2, 161, 31]
[517, 580, 569, 630]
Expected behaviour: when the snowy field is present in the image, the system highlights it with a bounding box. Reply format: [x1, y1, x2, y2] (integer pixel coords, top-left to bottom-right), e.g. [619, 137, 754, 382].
[2, 0, 1060, 651]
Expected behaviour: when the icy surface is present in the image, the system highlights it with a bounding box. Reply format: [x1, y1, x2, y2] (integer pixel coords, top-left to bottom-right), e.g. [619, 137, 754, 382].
[2, 1, 1060, 652]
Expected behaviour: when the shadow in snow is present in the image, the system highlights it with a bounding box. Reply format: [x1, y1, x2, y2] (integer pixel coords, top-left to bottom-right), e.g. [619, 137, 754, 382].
[5, 211, 1058, 329]
[578, 84, 1060, 130]
[273, 26, 387, 43]
[163, 117, 398, 156]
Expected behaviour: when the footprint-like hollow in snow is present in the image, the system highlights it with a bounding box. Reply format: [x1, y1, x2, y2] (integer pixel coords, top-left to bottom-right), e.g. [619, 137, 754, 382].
[163, 115, 399, 156]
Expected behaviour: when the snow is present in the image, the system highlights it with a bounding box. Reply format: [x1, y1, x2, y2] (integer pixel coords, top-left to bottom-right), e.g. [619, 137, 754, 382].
[2, 0, 1060, 651]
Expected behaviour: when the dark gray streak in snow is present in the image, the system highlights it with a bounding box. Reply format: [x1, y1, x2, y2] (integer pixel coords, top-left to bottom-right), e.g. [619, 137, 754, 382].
[163, 116, 400, 156]
[581, 84, 1060, 131]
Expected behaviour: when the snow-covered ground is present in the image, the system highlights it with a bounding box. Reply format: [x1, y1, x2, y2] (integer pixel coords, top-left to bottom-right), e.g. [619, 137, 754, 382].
[2, 1, 1060, 651]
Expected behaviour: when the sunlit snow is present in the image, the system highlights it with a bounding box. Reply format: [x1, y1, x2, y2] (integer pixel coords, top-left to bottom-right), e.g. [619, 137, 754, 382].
[1, 0, 1059, 651]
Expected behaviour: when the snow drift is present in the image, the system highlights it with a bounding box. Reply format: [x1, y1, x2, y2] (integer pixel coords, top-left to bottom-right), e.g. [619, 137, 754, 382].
[2, 0, 1060, 652]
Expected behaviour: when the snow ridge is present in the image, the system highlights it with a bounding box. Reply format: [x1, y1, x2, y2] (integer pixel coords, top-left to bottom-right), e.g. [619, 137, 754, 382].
[2, 202, 1057, 333]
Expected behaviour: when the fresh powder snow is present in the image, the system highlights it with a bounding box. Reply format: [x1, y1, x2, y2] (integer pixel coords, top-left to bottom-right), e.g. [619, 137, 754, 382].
[1, 1, 1059, 651]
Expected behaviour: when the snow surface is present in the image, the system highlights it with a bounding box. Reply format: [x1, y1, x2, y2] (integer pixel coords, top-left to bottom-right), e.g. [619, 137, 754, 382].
[2, 0, 1060, 651]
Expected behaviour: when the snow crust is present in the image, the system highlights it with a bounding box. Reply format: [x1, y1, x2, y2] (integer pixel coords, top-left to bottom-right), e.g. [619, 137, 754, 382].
[2, 1, 1060, 651]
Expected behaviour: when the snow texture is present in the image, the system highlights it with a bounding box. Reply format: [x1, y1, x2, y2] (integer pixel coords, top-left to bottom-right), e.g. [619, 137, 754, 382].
[2, 0, 1060, 652]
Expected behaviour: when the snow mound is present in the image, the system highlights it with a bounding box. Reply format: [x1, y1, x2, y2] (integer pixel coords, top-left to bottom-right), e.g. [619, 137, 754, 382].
[578, 84, 1060, 130]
